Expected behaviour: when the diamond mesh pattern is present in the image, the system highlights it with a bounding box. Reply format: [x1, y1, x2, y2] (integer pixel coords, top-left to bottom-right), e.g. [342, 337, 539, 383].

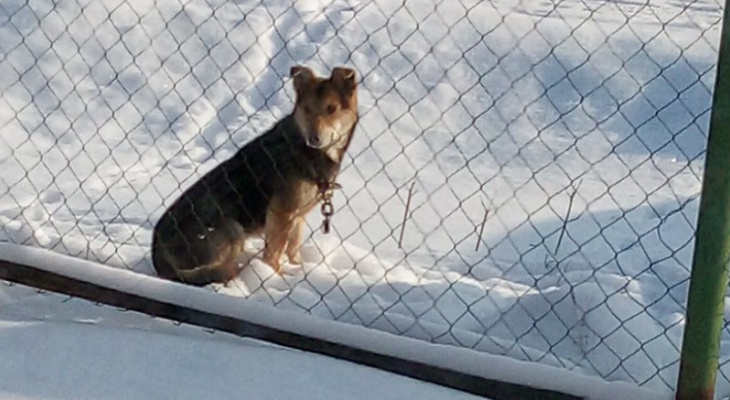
[0, 0, 726, 394]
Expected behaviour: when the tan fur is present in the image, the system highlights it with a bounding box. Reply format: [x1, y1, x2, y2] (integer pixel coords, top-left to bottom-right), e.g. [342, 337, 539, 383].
[151, 65, 359, 285]
[262, 180, 321, 273]
[259, 66, 358, 274]
[292, 66, 359, 164]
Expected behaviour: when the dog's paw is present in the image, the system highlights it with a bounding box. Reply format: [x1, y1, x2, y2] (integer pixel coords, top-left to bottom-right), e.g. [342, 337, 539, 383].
[276, 264, 300, 277]
[287, 252, 302, 265]
[261, 255, 283, 275]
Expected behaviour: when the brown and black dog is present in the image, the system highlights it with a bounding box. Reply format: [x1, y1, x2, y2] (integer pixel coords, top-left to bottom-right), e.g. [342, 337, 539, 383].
[151, 65, 359, 286]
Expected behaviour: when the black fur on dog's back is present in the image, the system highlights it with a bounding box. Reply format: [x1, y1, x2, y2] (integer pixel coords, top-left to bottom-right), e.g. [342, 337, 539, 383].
[153, 65, 359, 285]
[152, 115, 348, 285]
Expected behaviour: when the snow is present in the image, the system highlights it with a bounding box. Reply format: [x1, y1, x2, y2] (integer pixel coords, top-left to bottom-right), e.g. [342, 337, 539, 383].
[0, 242, 668, 400]
[0, 290, 481, 400]
[0, 0, 725, 397]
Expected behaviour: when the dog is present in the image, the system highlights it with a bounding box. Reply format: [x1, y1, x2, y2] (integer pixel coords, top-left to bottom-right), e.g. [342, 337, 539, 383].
[151, 65, 359, 286]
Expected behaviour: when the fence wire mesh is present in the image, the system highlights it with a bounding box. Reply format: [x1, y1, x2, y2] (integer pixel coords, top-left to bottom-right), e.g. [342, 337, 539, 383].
[0, 0, 726, 395]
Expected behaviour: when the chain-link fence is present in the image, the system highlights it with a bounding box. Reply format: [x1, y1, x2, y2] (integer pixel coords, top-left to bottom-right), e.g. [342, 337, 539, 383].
[0, 0, 725, 395]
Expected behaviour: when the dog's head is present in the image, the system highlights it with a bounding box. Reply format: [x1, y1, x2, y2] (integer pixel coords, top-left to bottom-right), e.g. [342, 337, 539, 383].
[290, 65, 359, 161]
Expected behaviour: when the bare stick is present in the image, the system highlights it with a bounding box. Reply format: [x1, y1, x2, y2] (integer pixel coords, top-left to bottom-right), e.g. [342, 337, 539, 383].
[475, 199, 490, 252]
[554, 180, 582, 255]
[398, 180, 416, 249]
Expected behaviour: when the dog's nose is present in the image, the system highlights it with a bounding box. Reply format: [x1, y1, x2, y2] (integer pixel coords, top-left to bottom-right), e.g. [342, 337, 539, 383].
[307, 135, 321, 148]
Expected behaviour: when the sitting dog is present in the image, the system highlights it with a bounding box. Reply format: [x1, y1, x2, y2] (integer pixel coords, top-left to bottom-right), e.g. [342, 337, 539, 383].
[151, 65, 359, 286]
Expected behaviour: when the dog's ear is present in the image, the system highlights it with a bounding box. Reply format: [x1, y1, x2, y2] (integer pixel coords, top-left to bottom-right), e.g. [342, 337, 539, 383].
[331, 67, 357, 93]
[291, 65, 314, 94]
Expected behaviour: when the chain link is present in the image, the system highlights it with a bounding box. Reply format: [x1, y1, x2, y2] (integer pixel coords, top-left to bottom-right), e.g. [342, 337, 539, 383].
[0, 0, 725, 394]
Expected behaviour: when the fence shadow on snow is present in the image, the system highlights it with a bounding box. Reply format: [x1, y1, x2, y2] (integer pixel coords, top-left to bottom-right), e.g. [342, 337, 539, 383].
[0, 0, 725, 396]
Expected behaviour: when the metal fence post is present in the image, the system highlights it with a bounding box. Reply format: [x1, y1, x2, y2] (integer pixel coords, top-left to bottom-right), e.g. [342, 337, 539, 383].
[676, 2, 730, 399]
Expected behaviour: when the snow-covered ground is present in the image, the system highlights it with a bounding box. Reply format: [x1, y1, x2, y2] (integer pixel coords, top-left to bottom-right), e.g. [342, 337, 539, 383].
[0, 242, 671, 400]
[0, 0, 725, 397]
[0, 283, 484, 400]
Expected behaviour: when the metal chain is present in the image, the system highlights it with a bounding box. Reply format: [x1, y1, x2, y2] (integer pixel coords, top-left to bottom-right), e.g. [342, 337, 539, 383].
[320, 182, 341, 234]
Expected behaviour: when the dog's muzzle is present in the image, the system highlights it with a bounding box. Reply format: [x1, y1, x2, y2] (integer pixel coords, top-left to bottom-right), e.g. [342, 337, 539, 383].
[306, 134, 327, 149]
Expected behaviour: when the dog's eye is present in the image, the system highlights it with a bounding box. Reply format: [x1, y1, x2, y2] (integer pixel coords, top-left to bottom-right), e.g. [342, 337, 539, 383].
[326, 104, 337, 114]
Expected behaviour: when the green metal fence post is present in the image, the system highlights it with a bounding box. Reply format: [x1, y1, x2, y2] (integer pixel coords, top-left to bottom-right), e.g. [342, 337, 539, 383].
[677, 2, 730, 399]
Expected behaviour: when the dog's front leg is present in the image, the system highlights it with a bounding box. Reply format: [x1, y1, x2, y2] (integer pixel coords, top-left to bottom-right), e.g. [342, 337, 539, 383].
[263, 208, 294, 275]
[286, 216, 305, 265]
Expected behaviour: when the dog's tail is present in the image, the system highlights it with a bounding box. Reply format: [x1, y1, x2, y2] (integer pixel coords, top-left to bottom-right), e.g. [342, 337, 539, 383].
[152, 217, 247, 287]
[173, 263, 242, 286]
[152, 242, 241, 287]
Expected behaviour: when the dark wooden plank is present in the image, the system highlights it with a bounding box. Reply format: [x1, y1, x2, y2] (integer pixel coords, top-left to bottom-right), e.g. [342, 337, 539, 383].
[0, 259, 582, 400]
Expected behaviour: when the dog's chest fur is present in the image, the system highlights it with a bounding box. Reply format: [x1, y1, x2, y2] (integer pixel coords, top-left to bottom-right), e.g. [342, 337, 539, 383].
[223, 115, 346, 224]
[281, 179, 320, 217]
